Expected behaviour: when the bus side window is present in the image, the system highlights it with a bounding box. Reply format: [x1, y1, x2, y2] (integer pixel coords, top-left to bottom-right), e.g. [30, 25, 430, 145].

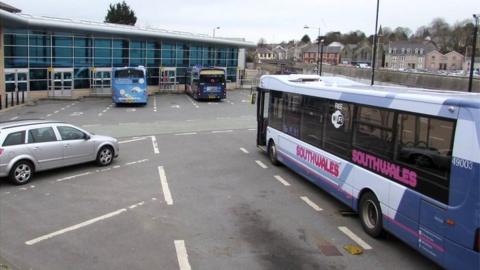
[323, 101, 354, 159]
[395, 113, 454, 204]
[269, 90, 284, 131]
[300, 96, 327, 148]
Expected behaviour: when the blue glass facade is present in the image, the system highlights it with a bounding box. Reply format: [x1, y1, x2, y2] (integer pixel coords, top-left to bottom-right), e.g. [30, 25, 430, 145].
[4, 28, 239, 91]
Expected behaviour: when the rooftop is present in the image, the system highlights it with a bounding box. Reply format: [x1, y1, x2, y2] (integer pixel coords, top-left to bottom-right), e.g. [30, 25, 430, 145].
[0, 9, 255, 48]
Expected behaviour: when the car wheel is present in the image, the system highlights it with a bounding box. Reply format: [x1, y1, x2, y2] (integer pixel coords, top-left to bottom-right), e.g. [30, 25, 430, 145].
[96, 146, 114, 166]
[268, 141, 280, 166]
[359, 192, 383, 238]
[9, 160, 34, 185]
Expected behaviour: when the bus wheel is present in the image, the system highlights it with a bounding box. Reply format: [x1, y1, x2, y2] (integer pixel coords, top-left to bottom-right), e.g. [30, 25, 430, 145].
[268, 141, 280, 166]
[359, 192, 383, 238]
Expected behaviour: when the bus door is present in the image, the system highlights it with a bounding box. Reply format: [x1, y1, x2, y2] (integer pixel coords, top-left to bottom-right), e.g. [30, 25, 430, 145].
[256, 87, 269, 146]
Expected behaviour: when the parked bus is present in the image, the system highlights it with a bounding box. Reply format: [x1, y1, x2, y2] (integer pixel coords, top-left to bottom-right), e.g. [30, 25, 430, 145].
[112, 66, 148, 105]
[256, 74, 480, 270]
[186, 66, 226, 100]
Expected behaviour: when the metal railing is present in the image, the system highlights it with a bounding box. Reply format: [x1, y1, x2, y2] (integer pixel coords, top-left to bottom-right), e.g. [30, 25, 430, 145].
[0, 91, 27, 111]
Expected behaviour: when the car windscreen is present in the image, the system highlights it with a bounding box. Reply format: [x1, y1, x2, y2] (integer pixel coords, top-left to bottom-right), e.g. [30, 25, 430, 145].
[114, 69, 144, 79]
[199, 74, 225, 84]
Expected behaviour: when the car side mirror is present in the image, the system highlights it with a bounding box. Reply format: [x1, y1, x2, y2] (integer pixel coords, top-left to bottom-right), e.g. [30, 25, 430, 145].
[84, 134, 91, 140]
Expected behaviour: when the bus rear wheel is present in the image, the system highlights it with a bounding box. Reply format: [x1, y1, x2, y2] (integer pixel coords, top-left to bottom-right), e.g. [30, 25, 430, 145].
[268, 141, 280, 166]
[359, 192, 383, 238]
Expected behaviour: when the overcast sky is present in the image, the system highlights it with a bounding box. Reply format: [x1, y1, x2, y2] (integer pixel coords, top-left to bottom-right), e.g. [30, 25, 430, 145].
[10, 0, 479, 43]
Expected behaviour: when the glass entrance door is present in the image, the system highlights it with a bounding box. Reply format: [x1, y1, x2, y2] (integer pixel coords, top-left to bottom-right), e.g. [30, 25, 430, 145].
[5, 68, 29, 94]
[90, 68, 112, 96]
[48, 68, 73, 97]
[159, 68, 176, 91]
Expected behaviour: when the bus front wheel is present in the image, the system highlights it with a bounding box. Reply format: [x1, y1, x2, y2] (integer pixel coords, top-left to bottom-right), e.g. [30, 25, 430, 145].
[359, 192, 383, 238]
[268, 140, 280, 166]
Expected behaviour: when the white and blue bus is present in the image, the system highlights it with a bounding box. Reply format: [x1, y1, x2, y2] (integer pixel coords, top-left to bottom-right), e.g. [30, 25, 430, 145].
[256, 74, 480, 270]
[186, 66, 226, 100]
[112, 66, 148, 105]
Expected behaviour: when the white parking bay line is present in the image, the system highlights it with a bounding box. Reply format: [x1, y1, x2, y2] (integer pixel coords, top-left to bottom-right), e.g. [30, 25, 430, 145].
[239, 147, 249, 154]
[175, 132, 197, 136]
[255, 160, 268, 169]
[158, 166, 173, 205]
[118, 137, 148, 144]
[56, 172, 92, 182]
[211, 130, 233, 133]
[174, 240, 192, 270]
[10, 116, 19, 120]
[274, 175, 290, 186]
[151, 136, 160, 154]
[25, 208, 127, 245]
[338, 226, 372, 250]
[300, 196, 322, 211]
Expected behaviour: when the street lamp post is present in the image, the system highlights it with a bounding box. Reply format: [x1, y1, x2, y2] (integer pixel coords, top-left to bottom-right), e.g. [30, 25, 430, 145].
[468, 14, 479, 92]
[213, 26, 220, 38]
[319, 39, 325, 76]
[304, 25, 321, 75]
[371, 0, 380, 86]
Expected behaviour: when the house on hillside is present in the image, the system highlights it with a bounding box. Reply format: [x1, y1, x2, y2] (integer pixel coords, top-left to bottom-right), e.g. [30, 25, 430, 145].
[302, 44, 342, 65]
[425, 50, 464, 71]
[384, 40, 437, 70]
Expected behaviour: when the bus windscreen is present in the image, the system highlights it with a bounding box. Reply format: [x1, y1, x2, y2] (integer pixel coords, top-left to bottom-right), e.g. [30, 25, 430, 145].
[200, 74, 225, 84]
[114, 69, 144, 79]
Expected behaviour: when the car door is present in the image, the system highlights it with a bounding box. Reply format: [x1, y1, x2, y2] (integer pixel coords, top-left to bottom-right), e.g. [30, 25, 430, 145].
[56, 125, 95, 166]
[26, 126, 64, 170]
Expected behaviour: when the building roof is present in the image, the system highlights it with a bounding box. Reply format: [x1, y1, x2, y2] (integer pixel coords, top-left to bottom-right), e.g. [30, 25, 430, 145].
[0, 1, 20, 13]
[256, 47, 273, 53]
[303, 45, 341, 53]
[0, 9, 255, 48]
[387, 41, 437, 55]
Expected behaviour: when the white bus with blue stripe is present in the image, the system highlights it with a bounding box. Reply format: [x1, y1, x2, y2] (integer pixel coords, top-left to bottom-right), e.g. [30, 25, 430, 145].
[256, 74, 480, 270]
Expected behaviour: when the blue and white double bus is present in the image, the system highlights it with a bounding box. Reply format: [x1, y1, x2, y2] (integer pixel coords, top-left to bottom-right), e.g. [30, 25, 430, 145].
[256, 74, 480, 270]
[112, 66, 148, 105]
[186, 66, 226, 100]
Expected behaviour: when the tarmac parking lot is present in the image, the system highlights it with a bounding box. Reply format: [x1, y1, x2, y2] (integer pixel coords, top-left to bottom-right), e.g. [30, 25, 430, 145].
[0, 90, 440, 270]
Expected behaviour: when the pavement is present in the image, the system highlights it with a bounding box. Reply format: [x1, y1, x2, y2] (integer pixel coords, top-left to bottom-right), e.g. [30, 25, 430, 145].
[0, 90, 440, 270]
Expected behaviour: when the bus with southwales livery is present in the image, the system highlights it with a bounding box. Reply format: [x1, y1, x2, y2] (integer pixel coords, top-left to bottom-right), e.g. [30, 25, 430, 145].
[256, 74, 480, 270]
[112, 66, 148, 105]
[186, 66, 226, 100]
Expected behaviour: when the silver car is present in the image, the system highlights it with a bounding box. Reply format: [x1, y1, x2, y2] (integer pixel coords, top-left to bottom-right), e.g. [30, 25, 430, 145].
[0, 120, 119, 185]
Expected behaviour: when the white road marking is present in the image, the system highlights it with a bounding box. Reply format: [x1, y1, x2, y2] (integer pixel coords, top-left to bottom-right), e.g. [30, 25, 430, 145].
[127, 108, 137, 112]
[60, 108, 65, 111]
[113, 165, 121, 169]
[158, 166, 173, 205]
[338, 226, 372, 250]
[54, 110, 59, 114]
[211, 130, 233, 133]
[255, 160, 268, 169]
[126, 161, 138, 166]
[175, 132, 197, 136]
[151, 197, 157, 201]
[300, 196, 322, 211]
[98, 113, 103, 116]
[10, 116, 19, 120]
[186, 119, 195, 122]
[171, 105, 181, 109]
[247, 128, 256, 131]
[25, 208, 127, 245]
[46, 114, 52, 117]
[274, 175, 290, 186]
[118, 137, 148, 144]
[185, 96, 199, 108]
[102, 110, 107, 113]
[240, 147, 249, 154]
[56, 172, 92, 182]
[82, 124, 100, 128]
[151, 136, 160, 154]
[174, 240, 192, 270]
[69, 112, 83, 116]
[153, 95, 157, 112]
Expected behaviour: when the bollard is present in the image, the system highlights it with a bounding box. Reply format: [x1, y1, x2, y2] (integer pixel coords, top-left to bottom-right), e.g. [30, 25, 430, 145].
[10, 92, 14, 107]
[5, 93, 8, 108]
[22, 90, 25, 104]
[0, 94, 2, 110]
[16, 91, 19, 105]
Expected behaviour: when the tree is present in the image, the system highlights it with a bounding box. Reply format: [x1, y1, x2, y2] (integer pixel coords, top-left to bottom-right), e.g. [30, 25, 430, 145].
[301, 34, 311, 43]
[105, 1, 137, 26]
[257, 38, 267, 47]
